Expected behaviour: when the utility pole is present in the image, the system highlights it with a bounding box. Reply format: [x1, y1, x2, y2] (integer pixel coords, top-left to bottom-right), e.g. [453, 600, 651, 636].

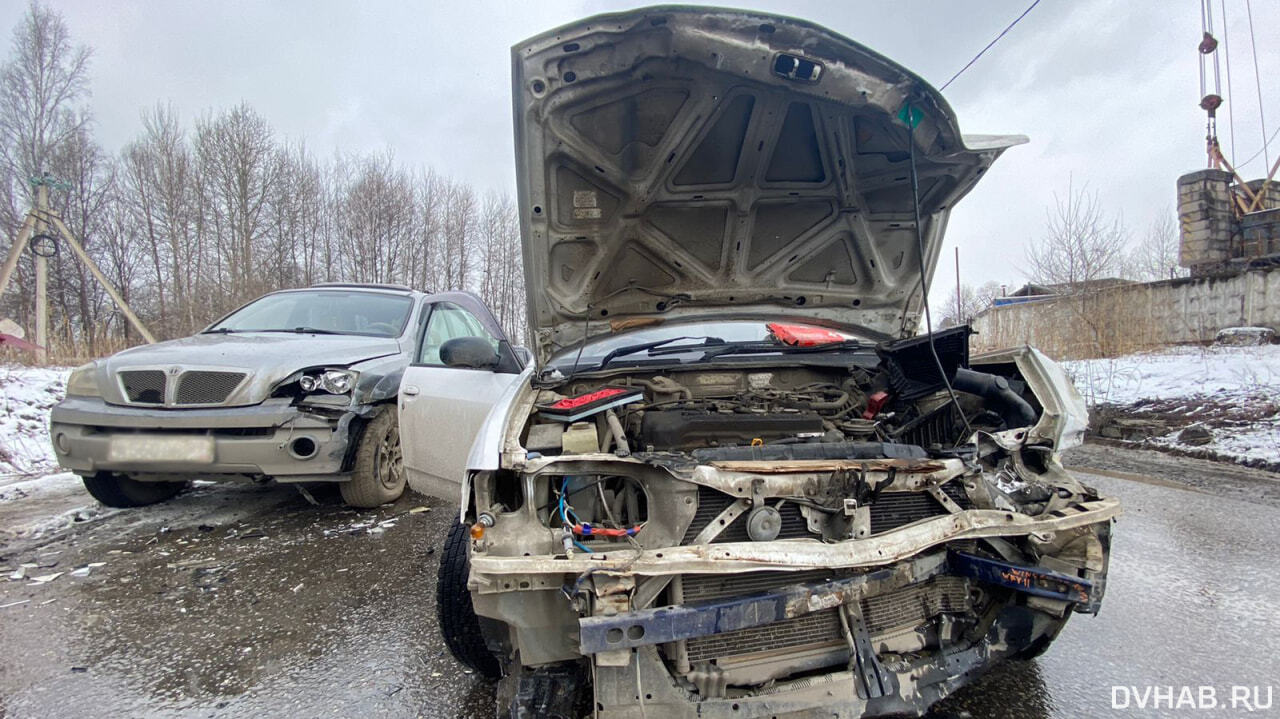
[33, 181, 49, 363]
[954, 246, 962, 323]
[0, 175, 157, 362]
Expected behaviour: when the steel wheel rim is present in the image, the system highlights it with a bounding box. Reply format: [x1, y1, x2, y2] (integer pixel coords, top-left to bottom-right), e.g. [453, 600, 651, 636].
[377, 424, 403, 490]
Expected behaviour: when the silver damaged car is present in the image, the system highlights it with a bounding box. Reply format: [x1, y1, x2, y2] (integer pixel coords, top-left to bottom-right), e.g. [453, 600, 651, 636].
[50, 284, 518, 509]
[400, 7, 1120, 718]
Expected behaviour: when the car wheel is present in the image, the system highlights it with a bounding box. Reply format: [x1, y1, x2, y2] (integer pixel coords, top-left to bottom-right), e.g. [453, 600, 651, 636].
[438, 521, 503, 679]
[81, 472, 185, 508]
[340, 408, 406, 508]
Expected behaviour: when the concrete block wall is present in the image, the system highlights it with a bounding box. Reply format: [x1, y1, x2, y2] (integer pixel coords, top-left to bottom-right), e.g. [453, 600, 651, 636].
[970, 267, 1280, 360]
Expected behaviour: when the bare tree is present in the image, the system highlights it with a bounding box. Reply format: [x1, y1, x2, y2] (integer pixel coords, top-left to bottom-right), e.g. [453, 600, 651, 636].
[1127, 211, 1187, 282]
[0, 1, 91, 196]
[0, 5, 536, 357]
[939, 280, 1003, 328]
[195, 104, 282, 308]
[1025, 180, 1131, 288]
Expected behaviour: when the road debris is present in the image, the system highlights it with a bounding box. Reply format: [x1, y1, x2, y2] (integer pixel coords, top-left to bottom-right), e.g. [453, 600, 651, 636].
[0, 599, 30, 609]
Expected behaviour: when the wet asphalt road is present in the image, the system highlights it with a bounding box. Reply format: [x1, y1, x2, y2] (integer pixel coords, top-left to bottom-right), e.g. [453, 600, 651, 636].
[1, 447, 1278, 718]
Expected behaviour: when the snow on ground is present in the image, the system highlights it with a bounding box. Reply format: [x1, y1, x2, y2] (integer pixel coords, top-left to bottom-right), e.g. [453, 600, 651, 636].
[0, 366, 69, 477]
[1063, 345, 1280, 468]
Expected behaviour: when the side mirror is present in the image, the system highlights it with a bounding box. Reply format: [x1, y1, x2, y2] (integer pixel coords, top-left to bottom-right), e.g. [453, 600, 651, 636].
[440, 336, 500, 370]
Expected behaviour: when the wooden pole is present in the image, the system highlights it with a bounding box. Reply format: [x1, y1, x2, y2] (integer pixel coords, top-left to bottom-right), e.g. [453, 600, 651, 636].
[1246, 152, 1280, 213]
[954, 246, 962, 323]
[34, 184, 49, 364]
[41, 211, 157, 344]
[0, 213, 36, 298]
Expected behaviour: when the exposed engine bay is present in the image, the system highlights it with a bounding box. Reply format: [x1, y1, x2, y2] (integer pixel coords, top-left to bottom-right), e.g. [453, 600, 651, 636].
[461, 330, 1118, 718]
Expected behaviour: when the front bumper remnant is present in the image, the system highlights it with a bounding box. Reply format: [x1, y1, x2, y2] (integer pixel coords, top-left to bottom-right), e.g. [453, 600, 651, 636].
[580, 553, 947, 655]
[579, 549, 1098, 656]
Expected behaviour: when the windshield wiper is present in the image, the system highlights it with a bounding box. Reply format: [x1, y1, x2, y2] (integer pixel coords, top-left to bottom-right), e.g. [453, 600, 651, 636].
[202, 327, 238, 334]
[648, 339, 865, 361]
[592, 336, 723, 370]
[260, 327, 345, 335]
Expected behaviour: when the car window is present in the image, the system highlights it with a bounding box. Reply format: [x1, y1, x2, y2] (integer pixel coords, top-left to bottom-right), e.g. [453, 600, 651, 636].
[417, 302, 501, 366]
[209, 290, 414, 337]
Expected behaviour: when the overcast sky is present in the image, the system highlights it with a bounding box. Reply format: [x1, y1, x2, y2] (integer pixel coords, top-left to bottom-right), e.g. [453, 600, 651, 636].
[2, 0, 1277, 302]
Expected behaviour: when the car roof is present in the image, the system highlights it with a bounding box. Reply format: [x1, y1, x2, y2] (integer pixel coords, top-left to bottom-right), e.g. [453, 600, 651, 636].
[306, 282, 419, 295]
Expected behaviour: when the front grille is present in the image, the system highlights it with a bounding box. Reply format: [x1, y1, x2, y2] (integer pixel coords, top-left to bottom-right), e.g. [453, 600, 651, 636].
[681, 572, 971, 663]
[120, 370, 166, 404]
[869, 484, 971, 535]
[175, 371, 246, 405]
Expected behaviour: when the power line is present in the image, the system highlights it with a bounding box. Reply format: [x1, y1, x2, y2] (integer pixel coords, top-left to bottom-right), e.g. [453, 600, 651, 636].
[1245, 0, 1269, 170]
[1235, 124, 1280, 172]
[939, 0, 1043, 91]
[1221, 0, 1235, 165]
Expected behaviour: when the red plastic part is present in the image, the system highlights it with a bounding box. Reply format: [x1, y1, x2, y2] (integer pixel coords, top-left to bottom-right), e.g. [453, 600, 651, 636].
[862, 391, 890, 420]
[766, 323, 849, 347]
[546, 387, 631, 411]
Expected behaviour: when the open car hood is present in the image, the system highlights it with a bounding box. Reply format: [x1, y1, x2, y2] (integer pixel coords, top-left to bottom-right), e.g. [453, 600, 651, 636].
[513, 6, 1025, 364]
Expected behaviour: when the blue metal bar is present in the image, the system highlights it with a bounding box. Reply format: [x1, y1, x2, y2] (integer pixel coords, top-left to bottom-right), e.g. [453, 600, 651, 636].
[578, 553, 945, 655]
[947, 550, 1092, 604]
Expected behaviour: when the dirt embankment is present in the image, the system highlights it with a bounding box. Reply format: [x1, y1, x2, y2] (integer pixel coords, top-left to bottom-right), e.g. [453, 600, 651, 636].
[1087, 393, 1280, 473]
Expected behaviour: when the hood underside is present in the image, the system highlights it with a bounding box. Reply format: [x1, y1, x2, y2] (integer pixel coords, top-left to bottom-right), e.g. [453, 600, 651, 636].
[513, 6, 1025, 363]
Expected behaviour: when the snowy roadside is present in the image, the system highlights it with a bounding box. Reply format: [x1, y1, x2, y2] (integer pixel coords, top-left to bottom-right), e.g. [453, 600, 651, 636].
[1063, 345, 1280, 471]
[0, 365, 69, 478]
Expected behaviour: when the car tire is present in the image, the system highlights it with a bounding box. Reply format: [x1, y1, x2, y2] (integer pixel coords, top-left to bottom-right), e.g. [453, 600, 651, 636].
[438, 521, 503, 679]
[340, 408, 406, 508]
[81, 472, 185, 508]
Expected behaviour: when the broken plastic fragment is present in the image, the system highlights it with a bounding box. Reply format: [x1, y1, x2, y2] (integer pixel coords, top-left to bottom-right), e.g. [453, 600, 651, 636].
[766, 323, 851, 347]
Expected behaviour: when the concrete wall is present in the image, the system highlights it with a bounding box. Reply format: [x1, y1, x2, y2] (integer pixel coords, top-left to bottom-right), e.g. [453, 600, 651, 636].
[970, 267, 1280, 360]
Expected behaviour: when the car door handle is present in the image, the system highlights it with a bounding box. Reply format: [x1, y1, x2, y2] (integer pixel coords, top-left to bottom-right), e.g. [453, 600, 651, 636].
[403, 385, 420, 396]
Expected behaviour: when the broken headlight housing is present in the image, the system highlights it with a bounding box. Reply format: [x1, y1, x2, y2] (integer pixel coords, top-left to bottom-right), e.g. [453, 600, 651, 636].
[299, 368, 357, 395]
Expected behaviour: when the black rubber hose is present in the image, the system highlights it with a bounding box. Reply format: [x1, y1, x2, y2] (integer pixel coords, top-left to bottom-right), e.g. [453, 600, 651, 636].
[951, 368, 1039, 429]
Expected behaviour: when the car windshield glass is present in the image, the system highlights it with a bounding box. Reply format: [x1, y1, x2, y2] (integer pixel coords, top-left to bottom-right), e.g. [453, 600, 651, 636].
[546, 321, 861, 373]
[207, 291, 413, 337]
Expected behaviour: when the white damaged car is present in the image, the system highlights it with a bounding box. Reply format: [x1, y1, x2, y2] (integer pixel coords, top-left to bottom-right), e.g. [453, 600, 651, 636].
[399, 7, 1119, 717]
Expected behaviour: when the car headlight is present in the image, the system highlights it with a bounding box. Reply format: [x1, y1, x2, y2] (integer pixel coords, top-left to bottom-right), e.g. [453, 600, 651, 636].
[299, 369, 358, 395]
[65, 363, 101, 398]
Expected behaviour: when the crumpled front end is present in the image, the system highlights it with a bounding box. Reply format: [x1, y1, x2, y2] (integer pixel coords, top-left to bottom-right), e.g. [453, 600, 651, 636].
[462, 342, 1117, 718]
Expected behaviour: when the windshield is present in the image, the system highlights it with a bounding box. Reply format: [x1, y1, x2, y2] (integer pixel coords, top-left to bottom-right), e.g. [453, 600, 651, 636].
[545, 320, 861, 372]
[207, 290, 414, 337]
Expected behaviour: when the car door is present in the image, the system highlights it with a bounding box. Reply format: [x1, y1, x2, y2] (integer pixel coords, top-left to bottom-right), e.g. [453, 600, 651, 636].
[398, 292, 526, 501]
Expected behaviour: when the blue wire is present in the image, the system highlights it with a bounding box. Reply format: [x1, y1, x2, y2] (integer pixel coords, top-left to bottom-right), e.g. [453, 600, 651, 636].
[573, 540, 594, 554]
